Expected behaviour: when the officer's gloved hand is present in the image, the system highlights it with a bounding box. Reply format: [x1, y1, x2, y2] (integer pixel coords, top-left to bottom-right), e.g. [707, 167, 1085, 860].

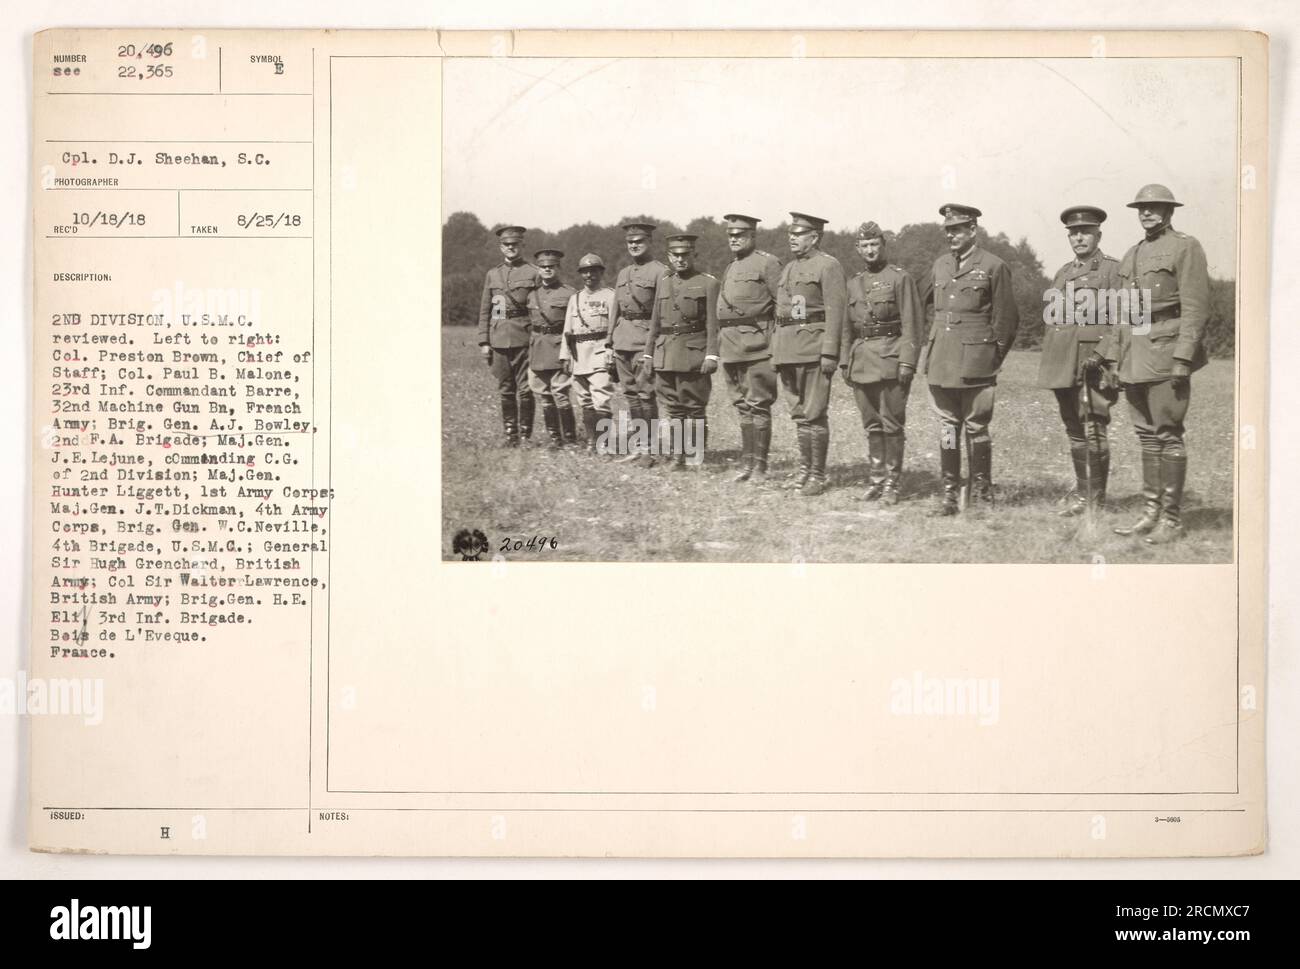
[604, 353, 617, 376]
[640, 354, 654, 378]
[1083, 351, 1106, 374]
[1170, 360, 1192, 392]
[480, 345, 493, 366]
[819, 355, 838, 376]
[898, 365, 915, 391]
[561, 359, 572, 376]
[701, 356, 718, 376]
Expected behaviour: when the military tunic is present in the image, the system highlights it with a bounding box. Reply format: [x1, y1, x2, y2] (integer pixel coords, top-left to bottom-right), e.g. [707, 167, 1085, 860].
[611, 259, 667, 412]
[718, 250, 781, 422]
[924, 246, 1018, 449]
[843, 264, 922, 441]
[477, 259, 541, 435]
[1039, 253, 1120, 457]
[561, 287, 616, 413]
[773, 249, 847, 426]
[1114, 224, 1210, 457]
[646, 269, 720, 420]
[526, 282, 575, 407]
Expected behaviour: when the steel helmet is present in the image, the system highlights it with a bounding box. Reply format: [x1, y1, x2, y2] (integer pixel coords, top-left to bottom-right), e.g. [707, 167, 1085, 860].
[1126, 184, 1183, 208]
[577, 253, 606, 270]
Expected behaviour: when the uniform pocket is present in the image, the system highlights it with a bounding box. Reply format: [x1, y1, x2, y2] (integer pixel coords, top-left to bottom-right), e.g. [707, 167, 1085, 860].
[961, 335, 998, 376]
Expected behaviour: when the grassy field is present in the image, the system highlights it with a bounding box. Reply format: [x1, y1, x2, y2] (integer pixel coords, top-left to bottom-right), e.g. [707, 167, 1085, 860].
[441, 328, 1234, 563]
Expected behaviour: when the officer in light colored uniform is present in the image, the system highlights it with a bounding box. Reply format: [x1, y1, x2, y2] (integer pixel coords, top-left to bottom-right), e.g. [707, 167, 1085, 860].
[560, 253, 618, 455]
[773, 212, 848, 497]
[642, 234, 720, 471]
[717, 214, 781, 483]
[611, 222, 668, 466]
[923, 204, 1019, 515]
[841, 221, 922, 505]
[526, 249, 578, 449]
[1111, 184, 1210, 545]
[1038, 206, 1121, 515]
[477, 225, 541, 446]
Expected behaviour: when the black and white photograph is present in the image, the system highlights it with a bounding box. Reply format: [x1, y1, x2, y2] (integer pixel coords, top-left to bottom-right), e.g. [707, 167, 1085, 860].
[441, 54, 1240, 563]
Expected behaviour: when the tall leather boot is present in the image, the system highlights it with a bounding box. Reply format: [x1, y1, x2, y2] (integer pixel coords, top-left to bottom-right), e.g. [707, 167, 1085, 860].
[557, 406, 577, 448]
[800, 423, 829, 497]
[1059, 444, 1090, 517]
[617, 402, 645, 463]
[582, 406, 598, 455]
[733, 420, 755, 482]
[1144, 450, 1187, 545]
[1091, 448, 1110, 511]
[880, 433, 904, 506]
[594, 410, 614, 457]
[1114, 451, 1163, 535]
[501, 397, 519, 448]
[517, 393, 535, 444]
[930, 437, 961, 516]
[751, 420, 771, 485]
[969, 440, 993, 509]
[858, 429, 886, 501]
[785, 425, 812, 490]
[541, 403, 561, 449]
[666, 412, 689, 472]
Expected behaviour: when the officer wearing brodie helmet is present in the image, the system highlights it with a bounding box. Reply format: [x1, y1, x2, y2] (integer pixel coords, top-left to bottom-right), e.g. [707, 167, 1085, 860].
[923, 203, 1019, 516]
[1039, 206, 1121, 516]
[842, 221, 922, 505]
[477, 224, 541, 447]
[1111, 184, 1210, 545]
[773, 212, 848, 497]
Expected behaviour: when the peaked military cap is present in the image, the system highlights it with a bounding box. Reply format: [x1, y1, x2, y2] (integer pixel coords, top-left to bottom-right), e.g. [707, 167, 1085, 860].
[724, 214, 762, 231]
[939, 204, 981, 228]
[494, 224, 527, 241]
[1060, 206, 1107, 228]
[577, 253, 606, 270]
[533, 248, 564, 266]
[666, 234, 699, 252]
[856, 221, 885, 240]
[622, 222, 658, 239]
[1126, 184, 1183, 208]
[789, 212, 829, 231]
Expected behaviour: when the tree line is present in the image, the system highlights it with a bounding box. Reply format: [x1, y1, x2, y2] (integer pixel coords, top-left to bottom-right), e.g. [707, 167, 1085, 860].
[442, 211, 1235, 357]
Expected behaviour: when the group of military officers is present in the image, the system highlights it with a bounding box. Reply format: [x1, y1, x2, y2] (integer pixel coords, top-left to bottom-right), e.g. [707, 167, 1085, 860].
[476, 183, 1209, 544]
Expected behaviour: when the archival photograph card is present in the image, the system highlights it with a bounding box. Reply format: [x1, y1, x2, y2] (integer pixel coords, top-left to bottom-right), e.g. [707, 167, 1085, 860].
[28, 28, 1267, 856]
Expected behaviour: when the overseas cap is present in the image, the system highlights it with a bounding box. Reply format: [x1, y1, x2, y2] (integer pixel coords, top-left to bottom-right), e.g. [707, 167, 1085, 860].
[1126, 184, 1183, 208]
[723, 214, 761, 231]
[789, 212, 829, 231]
[577, 253, 606, 270]
[622, 222, 658, 240]
[533, 248, 564, 266]
[939, 204, 981, 227]
[1060, 206, 1107, 228]
[666, 234, 699, 252]
[856, 221, 885, 241]
[494, 224, 527, 241]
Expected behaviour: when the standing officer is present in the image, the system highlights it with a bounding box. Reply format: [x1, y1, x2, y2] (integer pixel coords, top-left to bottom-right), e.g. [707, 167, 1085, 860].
[923, 204, 1019, 515]
[611, 222, 668, 467]
[477, 225, 540, 447]
[1039, 206, 1121, 515]
[642, 234, 720, 471]
[772, 212, 848, 497]
[560, 253, 618, 456]
[1111, 185, 1210, 545]
[717, 214, 780, 483]
[526, 249, 578, 449]
[841, 221, 922, 505]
